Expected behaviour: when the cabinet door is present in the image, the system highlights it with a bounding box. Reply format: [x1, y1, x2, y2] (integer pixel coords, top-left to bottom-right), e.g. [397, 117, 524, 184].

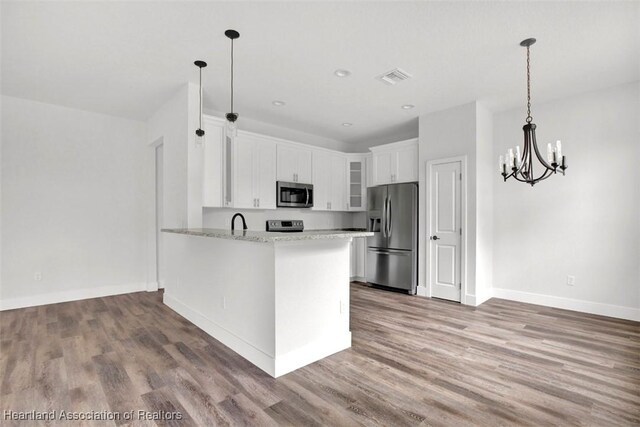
[395, 144, 418, 183]
[202, 121, 225, 207]
[366, 154, 374, 187]
[255, 139, 277, 209]
[350, 239, 355, 278]
[373, 151, 393, 185]
[312, 151, 331, 211]
[296, 149, 313, 184]
[347, 159, 366, 211]
[356, 238, 366, 278]
[276, 145, 298, 182]
[331, 155, 347, 211]
[233, 134, 256, 209]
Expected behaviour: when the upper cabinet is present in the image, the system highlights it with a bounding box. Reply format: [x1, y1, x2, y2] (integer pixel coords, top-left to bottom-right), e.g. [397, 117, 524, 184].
[346, 155, 367, 211]
[370, 138, 418, 186]
[202, 117, 229, 208]
[312, 150, 347, 211]
[233, 131, 277, 209]
[277, 144, 312, 184]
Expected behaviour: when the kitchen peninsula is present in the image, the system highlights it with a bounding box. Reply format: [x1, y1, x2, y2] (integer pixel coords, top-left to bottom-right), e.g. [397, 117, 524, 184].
[161, 228, 372, 377]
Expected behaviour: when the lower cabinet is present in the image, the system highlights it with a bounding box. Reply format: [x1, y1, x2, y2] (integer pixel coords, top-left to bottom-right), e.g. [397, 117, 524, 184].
[233, 131, 277, 209]
[350, 238, 366, 280]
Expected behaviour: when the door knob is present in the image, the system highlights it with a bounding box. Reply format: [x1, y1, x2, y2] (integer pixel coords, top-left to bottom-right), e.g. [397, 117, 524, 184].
[431, 235, 440, 240]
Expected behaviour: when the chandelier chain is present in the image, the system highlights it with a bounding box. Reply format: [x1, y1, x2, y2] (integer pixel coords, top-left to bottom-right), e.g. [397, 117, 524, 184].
[526, 46, 532, 123]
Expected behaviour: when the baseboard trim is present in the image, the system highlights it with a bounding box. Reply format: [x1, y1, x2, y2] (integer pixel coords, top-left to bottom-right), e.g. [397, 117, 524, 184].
[0, 282, 148, 311]
[275, 331, 351, 377]
[146, 281, 160, 292]
[163, 292, 276, 376]
[491, 288, 640, 322]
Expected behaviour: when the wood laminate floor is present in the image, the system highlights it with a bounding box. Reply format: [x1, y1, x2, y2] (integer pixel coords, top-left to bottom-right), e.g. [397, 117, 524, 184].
[1, 283, 639, 426]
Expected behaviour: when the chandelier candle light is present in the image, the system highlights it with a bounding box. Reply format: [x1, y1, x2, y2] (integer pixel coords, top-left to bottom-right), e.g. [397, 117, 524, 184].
[500, 38, 567, 186]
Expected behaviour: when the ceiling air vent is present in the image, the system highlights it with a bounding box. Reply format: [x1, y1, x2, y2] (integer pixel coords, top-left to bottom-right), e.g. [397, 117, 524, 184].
[376, 68, 412, 85]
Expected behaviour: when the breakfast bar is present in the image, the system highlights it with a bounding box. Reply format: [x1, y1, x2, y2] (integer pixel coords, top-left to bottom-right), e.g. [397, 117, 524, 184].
[161, 228, 372, 377]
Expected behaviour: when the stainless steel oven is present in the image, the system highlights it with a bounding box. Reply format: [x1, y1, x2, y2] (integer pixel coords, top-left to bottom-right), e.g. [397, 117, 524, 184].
[276, 181, 313, 208]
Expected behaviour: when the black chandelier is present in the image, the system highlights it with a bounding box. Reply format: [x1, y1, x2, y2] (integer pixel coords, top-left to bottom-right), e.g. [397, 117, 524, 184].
[194, 60, 207, 137]
[225, 29, 240, 137]
[500, 38, 567, 186]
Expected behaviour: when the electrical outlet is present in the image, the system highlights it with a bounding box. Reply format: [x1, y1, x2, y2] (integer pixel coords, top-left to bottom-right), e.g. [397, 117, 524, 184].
[339, 300, 344, 314]
[222, 296, 227, 309]
[34, 272, 42, 281]
[567, 275, 575, 286]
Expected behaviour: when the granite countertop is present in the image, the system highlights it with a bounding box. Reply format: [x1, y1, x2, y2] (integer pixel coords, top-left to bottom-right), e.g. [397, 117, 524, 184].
[161, 228, 372, 243]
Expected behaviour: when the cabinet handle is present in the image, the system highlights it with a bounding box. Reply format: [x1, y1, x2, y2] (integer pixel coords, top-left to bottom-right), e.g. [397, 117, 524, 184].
[257, 198, 260, 207]
[253, 198, 256, 207]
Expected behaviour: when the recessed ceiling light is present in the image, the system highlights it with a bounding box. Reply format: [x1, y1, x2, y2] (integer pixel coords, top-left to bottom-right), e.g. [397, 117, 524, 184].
[334, 69, 352, 78]
[342, 122, 353, 127]
[272, 100, 286, 106]
[402, 104, 415, 110]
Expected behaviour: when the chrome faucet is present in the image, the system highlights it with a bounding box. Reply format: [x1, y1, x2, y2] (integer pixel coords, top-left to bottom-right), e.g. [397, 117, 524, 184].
[231, 213, 248, 231]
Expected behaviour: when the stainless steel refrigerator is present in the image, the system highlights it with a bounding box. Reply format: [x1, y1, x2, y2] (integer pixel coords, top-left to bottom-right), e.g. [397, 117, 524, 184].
[366, 182, 418, 294]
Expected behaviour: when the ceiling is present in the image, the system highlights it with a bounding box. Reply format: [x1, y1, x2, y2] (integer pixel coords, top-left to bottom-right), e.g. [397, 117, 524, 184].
[2, 1, 638, 145]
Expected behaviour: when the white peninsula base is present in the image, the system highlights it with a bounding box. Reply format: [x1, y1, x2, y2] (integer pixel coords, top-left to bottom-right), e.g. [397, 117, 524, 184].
[162, 229, 367, 377]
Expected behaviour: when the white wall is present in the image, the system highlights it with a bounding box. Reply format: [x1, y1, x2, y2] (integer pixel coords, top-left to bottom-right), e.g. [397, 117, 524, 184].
[493, 82, 640, 319]
[475, 103, 494, 304]
[418, 102, 480, 303]
[0, 96, 148, 309]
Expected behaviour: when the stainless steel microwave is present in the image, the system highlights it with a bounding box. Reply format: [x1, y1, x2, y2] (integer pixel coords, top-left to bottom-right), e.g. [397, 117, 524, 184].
[276, 181, 313, 208]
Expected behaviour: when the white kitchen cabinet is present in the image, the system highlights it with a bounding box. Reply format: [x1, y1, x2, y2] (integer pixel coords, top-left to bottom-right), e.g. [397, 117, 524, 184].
[312, 150, 347, 211]
[202, 117, 228, 207]
[350, 237, 366, 280]
[371, 138, 418, 185]
[233, 131, 277, 209]
[395, 143, 419, 183]
[365, 153, 374, 188]
[277, 144, 312, 184]
[312, 151, 331, 211]
[346, 155, 366, 211]
[331, 155, 347, 211]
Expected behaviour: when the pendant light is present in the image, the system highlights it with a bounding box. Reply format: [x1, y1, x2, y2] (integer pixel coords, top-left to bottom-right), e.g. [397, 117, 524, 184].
[225, 29, 240, 137]
[499, 38, 567, 186]
[194, 60, 207, 137]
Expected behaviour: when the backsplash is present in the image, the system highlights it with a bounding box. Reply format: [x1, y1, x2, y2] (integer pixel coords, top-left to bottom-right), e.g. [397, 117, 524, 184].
[203, 208, 366, 231]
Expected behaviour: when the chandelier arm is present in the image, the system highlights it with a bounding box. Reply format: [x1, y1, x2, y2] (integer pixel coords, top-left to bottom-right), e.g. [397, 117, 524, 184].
[531, 127, 554, 170]
[531, 168, 554, 185]
[522, 128, 532, 179]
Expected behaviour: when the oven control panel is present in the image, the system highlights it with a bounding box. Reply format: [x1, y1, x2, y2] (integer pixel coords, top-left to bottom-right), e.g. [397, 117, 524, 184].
[266, 220, 304, 232]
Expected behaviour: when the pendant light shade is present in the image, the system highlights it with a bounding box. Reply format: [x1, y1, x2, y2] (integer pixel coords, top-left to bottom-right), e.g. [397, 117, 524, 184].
[225, 29, 240, 137]
[194, 60, 207, 137]
[499, 38, 567, 186]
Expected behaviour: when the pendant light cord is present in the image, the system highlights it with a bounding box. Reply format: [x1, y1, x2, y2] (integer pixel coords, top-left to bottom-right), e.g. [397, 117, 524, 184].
[230, 38, 234, 114]
[526, 45, 532, 123]
[199, 66, 203, 129]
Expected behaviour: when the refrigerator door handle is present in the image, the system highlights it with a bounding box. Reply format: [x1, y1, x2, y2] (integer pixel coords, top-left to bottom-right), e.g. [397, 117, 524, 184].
[381, 197, 387, 237]
[387, 197, 393, 237]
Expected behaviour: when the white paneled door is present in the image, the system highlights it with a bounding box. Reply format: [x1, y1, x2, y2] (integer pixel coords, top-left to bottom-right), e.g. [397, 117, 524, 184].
[429, 160, 462, 302]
